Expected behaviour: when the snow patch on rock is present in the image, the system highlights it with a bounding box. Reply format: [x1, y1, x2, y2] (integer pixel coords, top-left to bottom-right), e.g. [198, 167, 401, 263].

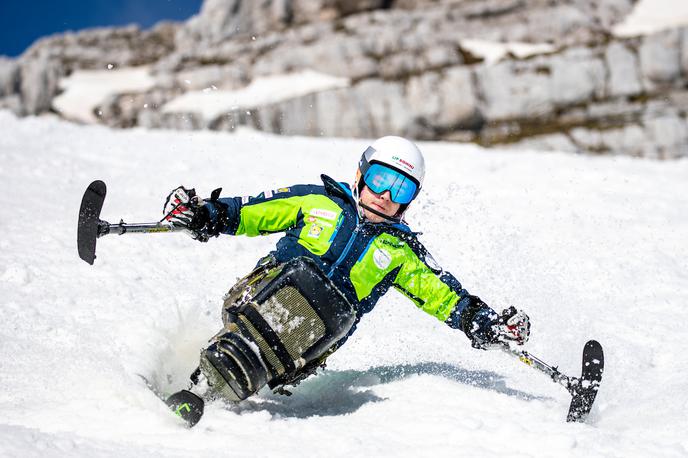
[52, 67, 156, 123]
[460, 39, 557, 65]
[162, 70, 350, 122]
[613, 0, 688, 37]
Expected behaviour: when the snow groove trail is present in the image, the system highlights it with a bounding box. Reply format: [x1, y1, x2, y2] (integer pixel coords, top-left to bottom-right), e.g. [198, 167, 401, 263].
[0, 112, 687, 457]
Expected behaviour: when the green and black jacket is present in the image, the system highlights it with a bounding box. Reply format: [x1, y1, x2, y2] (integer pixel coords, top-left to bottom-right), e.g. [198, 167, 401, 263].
[207, 174, 490, 343]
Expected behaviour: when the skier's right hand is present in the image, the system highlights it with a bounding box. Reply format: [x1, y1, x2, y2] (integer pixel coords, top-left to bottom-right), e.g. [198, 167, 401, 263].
[162, 186, 212, 242]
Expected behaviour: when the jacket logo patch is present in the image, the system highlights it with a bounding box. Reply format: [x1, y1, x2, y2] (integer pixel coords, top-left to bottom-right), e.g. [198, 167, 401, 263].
[275, 187, 290, 193]
[373, 248, 392, 270]
[310, 208, 338, 220]
[307, 223, 324, 238]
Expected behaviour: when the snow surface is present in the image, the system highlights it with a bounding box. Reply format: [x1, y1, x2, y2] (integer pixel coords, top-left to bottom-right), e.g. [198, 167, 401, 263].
[162, 70, 350, 122]
[613, 0, 688, 37]
[460, 39, 556, 65]
[1, 111, 687, 457]
[52, 67, 156, 124]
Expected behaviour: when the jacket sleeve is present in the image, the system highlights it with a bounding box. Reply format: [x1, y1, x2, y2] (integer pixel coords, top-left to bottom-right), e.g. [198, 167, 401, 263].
[393, 239, 496, 338]
[206, 186, 311, 236]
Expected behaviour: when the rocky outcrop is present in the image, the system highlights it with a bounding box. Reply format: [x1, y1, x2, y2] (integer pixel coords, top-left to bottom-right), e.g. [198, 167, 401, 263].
[2, 0, 687, 158]
[0, 57, 22, 114]
[0, 57, 19, 96]
[1, 23, 177, 116]
[176, 0, 634, 52]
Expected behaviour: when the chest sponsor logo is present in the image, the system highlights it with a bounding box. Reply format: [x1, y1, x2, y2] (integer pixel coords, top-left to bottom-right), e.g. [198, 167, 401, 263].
[310, 208, 338, 220]
[373, 248, 392, 270]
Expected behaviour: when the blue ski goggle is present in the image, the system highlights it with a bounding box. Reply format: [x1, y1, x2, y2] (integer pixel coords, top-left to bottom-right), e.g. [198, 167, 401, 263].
[363, 163, 419, 204]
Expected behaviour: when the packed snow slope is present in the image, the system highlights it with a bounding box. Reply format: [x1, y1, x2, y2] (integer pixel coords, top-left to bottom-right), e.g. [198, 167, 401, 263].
[0, 111, 687, 457]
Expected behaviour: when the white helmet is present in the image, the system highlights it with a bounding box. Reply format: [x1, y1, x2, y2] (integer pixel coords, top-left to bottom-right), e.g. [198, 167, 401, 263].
[354, 136, 426, 220]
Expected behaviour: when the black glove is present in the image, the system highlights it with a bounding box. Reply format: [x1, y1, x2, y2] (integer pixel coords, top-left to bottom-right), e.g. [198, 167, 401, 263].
[186, 204, 213, 241]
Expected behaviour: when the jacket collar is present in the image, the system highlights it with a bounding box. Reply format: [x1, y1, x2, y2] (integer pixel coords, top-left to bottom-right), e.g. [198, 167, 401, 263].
[321, 174, 355, 204]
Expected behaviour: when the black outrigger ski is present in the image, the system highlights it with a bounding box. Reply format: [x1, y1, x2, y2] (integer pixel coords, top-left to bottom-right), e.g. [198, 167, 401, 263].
[77, 180, 187, 264]
[502, 339, 604, 423]
[77, 180, 107, 265]
[566, 340, 604, 422]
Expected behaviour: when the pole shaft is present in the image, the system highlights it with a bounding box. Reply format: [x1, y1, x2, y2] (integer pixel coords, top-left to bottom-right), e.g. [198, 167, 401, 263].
[501, 345, 572, 389]
[97, 220, 187, 237]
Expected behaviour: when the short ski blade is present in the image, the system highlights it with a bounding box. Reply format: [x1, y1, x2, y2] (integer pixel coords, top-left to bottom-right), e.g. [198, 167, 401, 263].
[139, 373, 206, 427]
[77, 180, 106, 265]
[165, 390, 205, 427]
[567, 340, 604, 422]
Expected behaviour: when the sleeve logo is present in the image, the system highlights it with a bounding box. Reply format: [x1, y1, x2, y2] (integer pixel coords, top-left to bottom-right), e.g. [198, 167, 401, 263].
[373, 248, 392, 270]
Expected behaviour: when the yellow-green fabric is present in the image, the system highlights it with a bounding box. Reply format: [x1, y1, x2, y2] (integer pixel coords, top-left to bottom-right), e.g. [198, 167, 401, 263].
[236, 194, 343, 256]
[349, 233, 460, 322]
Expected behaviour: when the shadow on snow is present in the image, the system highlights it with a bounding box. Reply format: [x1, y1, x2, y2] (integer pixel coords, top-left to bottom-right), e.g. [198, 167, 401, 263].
[225, 361, 551, 419]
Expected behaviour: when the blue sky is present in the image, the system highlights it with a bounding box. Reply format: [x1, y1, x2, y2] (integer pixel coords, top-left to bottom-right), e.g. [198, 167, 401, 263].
[0, 0, 203, 57]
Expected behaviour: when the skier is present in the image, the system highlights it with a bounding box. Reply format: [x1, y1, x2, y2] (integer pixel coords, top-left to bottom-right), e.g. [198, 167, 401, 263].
[162, 136, 530, 422]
